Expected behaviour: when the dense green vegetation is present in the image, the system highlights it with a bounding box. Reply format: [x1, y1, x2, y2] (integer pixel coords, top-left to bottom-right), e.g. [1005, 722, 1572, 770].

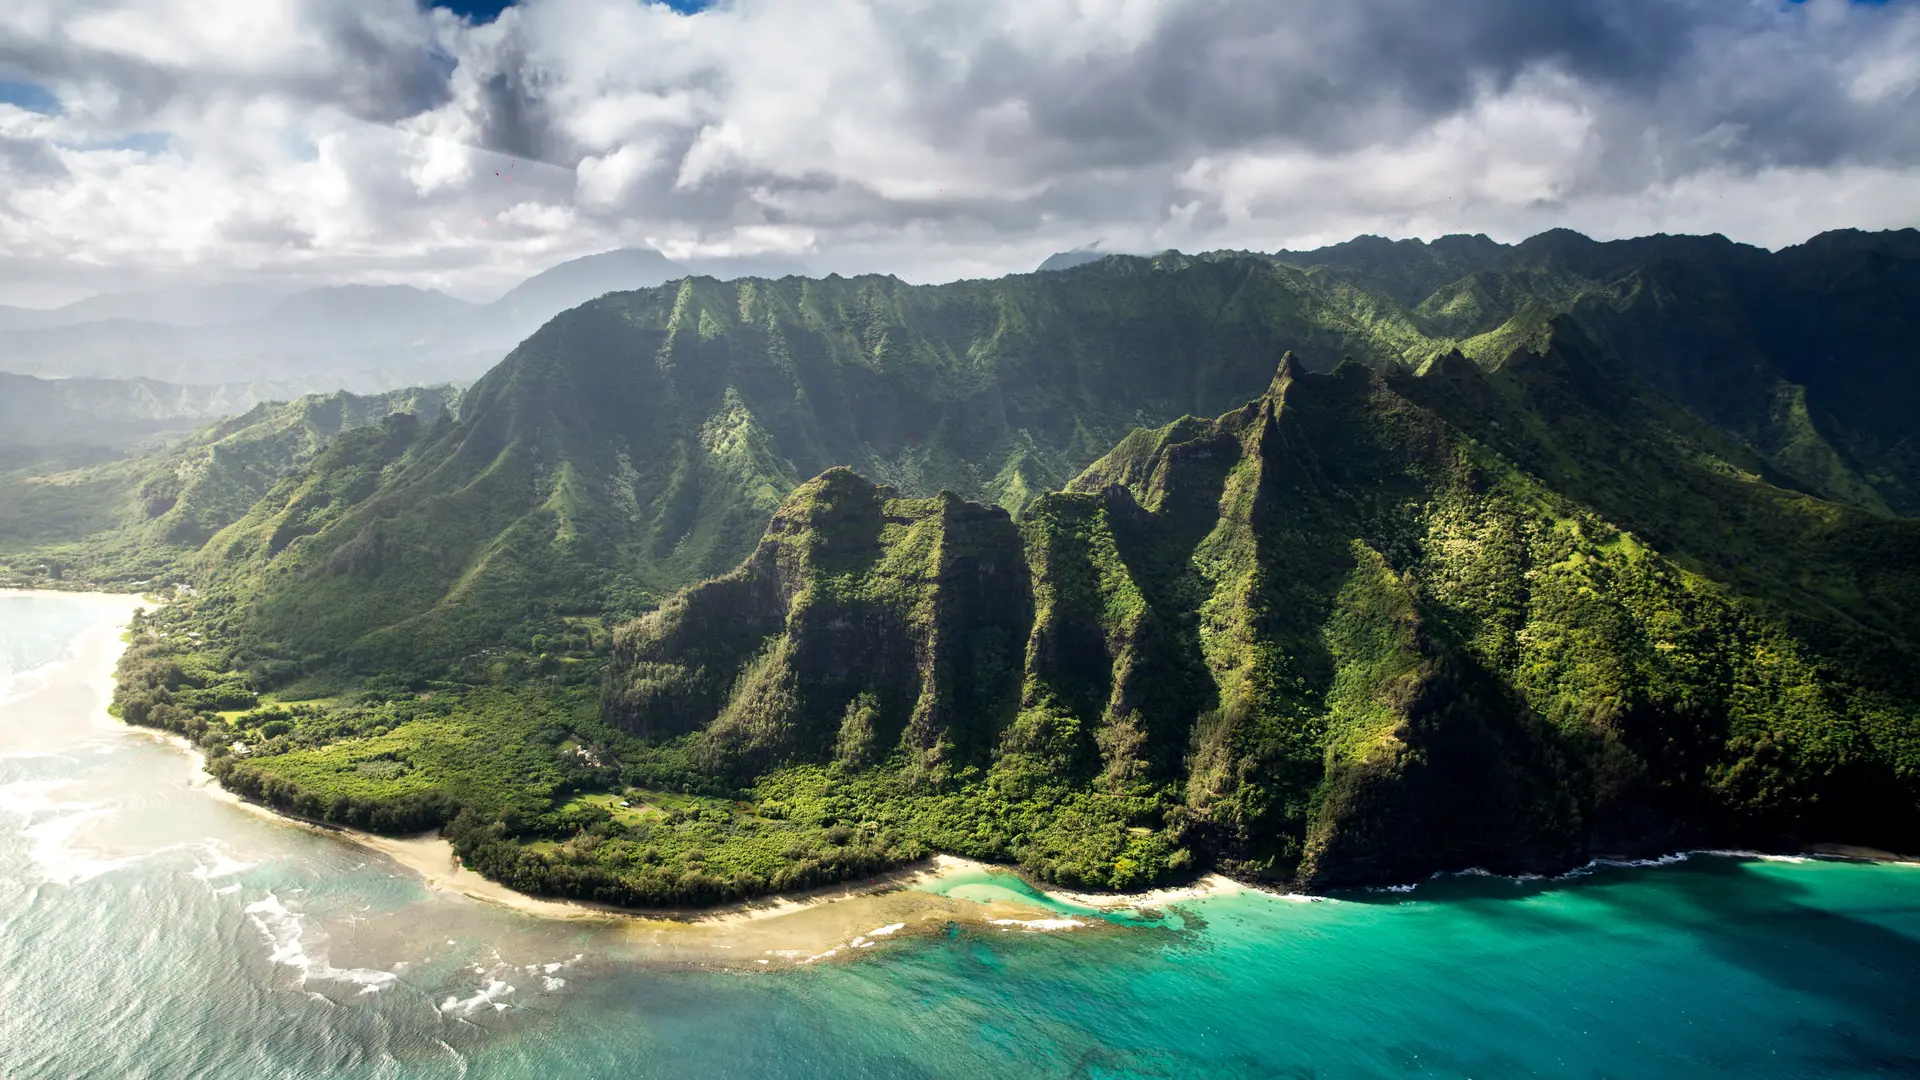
[595, 347, 1918, 893]
[0, 385, 458, 588]
[1276, 227, 1920, 514]
[0, 372, 258, 457]
[17, 226, 1920, 905]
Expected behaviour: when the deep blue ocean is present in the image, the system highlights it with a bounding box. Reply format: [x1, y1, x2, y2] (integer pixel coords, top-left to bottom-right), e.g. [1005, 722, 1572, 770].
[3, 590, 1917, 1079]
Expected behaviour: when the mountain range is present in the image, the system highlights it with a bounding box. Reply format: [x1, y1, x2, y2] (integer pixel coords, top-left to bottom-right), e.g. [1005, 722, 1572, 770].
[0, 372, 278, 458]
[0, 281, 298, 332]
[11, 225, 1916, 905]
[0, 247, 711, 390]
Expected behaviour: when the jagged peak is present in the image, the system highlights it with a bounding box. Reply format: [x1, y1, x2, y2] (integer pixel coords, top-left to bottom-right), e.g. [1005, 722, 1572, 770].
[800, 465, 876, 492]
[1480, 313, 1596, 374]
[1419, 348, 1483, 381]
[771, 467, 890, 525]
[1267, 351, 1308, 401]
[1327, 356, 1379, 385]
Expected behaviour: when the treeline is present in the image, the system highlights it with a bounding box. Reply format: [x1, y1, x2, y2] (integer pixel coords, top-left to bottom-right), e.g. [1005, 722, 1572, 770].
[112, 600, 1189, 906]
[214, 761, 459, 834]
[444, 806, 914, 908]
[113, 631, 258, 742]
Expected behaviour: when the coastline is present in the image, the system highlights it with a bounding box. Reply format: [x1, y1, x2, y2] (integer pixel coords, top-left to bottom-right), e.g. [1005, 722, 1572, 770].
[1039, 871, 1248, 912]
[0, 589, 147, 709]
[1802, 842, 1920, 867]
[24, 585, 1908, 960]
[8, 585, 1224, 957]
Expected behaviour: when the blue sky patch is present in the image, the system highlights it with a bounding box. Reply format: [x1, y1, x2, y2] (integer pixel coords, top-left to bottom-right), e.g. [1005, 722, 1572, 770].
[434, 0, 710, 23]
[0, 81, 60, 115]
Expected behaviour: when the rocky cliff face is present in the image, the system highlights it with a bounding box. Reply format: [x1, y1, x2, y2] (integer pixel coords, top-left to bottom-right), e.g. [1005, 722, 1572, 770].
[71, 229, 1918, 687]
[605, 346, 1920, 889]
[608, 469, 1032, 780]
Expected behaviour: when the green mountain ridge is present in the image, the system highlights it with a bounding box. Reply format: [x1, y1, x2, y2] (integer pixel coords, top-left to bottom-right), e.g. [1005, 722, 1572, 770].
[593, 343, 1916, 892]
[0, 385, 459, 586]
[72, 228, 1919, 690]
[1272, 226, 1920, 514]
[14, 225, 1915, 903]
[185, 258, 1457, 680]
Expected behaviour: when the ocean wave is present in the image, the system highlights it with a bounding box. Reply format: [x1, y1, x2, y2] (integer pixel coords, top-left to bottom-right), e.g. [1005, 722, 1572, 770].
[986, 917, 1086, 931]
[1546, 852, 1697, 881]
[188, 840, 258, 883]
[439, 978, 516, 1016]
[242, 891, 398, 994]
[1366, 848, 1814, 896]
[0, 663, 57, 709]
[518, 953, 583, 994]
[1692, 849, 1809, 864]
[0, 778, 79, 816]
[0, 779, 146, 886]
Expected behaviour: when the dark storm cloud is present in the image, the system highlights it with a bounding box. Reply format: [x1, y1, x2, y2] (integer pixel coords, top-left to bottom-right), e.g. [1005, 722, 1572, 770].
[446, 0, 1918, 249]
[947, 0, 1699, 162]
[903, 0, 1919, 184]
[3, 0, 1917, 303]
[0, 0, 454, 130]
[0, 133, 69, 178]
[474, 67, 572, 164]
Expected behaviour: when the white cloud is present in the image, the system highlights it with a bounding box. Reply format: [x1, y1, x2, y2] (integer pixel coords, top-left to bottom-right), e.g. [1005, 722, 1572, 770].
[0, 0, 1915, 305]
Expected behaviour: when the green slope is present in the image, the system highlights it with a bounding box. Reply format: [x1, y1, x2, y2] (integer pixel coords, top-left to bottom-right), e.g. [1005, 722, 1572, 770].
[39, 226, 1920, 903]
[196, 258, 1493, 681]
[561, 340, 1912, 894]
[1276, 227, 1920, 514]
[0, 385, 459, 587]
[186, 230, 1920, 686]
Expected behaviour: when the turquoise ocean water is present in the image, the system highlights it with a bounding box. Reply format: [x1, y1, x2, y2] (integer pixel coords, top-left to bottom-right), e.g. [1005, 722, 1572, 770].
[3, 590, 1917, 1079]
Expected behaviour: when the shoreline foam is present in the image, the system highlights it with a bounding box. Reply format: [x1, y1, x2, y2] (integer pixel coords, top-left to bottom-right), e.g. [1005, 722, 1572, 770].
[23, 586, 1909, 959]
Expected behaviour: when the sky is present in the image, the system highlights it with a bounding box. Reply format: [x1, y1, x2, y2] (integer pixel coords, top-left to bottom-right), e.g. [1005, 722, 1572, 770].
[0, 0, 1917, 306]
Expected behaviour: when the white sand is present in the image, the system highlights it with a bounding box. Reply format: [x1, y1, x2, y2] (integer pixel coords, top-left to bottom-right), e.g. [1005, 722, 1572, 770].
[12, 586, 1247, 961]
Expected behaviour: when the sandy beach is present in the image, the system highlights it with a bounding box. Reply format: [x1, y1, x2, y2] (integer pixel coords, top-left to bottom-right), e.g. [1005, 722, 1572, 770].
[9, 586, 1253, 963]
[1804, 842, 1920, 866]
[20, 585, 1914, 969]
[1040, 871, 1246, 911]
[138, 695, 1198, 963]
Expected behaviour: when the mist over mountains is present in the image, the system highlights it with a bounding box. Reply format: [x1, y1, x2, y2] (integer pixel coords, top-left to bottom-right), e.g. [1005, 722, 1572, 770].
[0, 246, 741, 394]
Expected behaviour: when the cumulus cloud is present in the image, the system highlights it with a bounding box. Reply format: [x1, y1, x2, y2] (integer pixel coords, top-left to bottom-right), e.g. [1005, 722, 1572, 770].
[0, 0, 1916, 304]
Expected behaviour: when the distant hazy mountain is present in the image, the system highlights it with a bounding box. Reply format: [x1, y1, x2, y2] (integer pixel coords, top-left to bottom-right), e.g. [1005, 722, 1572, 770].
[469, 248, 688, 347]
[0, 282, 294, 332]
[0, 249, 694, 391]
[0, 371, 459, 462]
[263, 285, 473, 347]
[0, 372, 246, 452]
[1036, 249, 1112, 272]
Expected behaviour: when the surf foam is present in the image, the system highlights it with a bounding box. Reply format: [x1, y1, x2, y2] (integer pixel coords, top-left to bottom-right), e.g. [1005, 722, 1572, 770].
[242, 891, 397, 994]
